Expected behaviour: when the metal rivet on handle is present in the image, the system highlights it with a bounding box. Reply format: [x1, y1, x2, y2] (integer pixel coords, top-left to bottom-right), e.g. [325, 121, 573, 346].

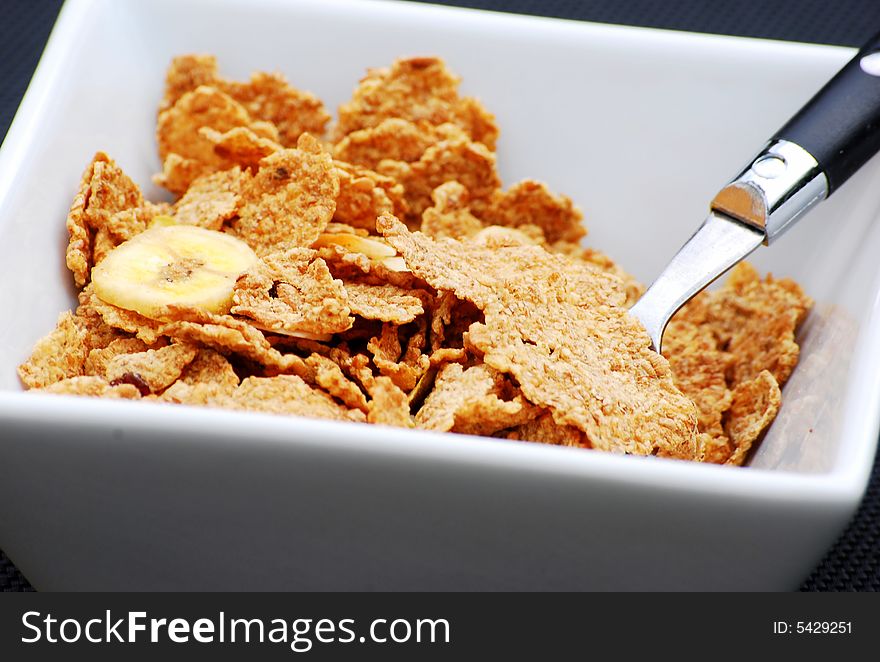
[859, 51, 880, 76]
[752, 154, 786, 179]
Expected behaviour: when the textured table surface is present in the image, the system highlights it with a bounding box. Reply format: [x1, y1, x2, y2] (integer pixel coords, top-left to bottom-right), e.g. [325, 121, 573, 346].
[2, 0, 879, 592]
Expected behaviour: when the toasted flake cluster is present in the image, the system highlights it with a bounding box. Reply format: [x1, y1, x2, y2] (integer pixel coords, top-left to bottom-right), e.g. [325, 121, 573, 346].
[230, 248, 354, 336]
[65, 153, 158, 287]
[378, 215, 698, 457]
[22, 54, 813, 465]
[231, 135, 339, 254]
[155, 54, 328, 193]
[333, 57, 498, 149]
[662, 263, 811, 464]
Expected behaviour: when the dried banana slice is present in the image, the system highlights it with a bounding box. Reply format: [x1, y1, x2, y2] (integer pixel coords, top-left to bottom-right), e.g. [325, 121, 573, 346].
[312, 232, 396, 259]
[312, 232, 410, 273]
[91, 225, 258, 319]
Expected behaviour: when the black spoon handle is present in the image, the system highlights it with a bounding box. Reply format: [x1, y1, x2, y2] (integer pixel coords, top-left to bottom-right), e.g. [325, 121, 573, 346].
[774, 29, 880, 194]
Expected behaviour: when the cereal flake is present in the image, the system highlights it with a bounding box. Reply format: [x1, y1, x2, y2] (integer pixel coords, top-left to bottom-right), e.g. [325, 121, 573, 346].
[226, 374, 365, 422]
[480, 180, 585, 245]
[335, 57, 498, 149]
[65, 152, 144, 287]
[344, 282, 426, 324]
[367, 376, 413, 427]
[420, 181, 483, 240]
[231, 248, 353, 336]
[230, 134, 339, 254]
[724, 370, 781, 466]
[40, 376, 141, 399]
[18, 312, 90, 388]
[105, 342, 199, 394]
[173, 167, 247, 230]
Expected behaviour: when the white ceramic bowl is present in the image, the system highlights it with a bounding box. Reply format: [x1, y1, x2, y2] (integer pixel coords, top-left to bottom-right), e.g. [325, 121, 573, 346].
[1, 0, 878, 591]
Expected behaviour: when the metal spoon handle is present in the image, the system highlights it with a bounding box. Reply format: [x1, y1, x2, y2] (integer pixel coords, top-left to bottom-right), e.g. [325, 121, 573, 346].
[712, 30, 880, 244]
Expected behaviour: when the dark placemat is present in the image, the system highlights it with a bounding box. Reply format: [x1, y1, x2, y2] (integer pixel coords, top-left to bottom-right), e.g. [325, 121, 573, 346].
[2, 0, 879, 592]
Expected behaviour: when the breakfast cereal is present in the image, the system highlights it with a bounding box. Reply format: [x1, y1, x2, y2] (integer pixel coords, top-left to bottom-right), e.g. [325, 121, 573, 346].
[18, 53, 814, 466]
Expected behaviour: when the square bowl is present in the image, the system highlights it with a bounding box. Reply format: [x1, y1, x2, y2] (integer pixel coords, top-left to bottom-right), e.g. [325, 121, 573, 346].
[1, 0, 878, 591]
